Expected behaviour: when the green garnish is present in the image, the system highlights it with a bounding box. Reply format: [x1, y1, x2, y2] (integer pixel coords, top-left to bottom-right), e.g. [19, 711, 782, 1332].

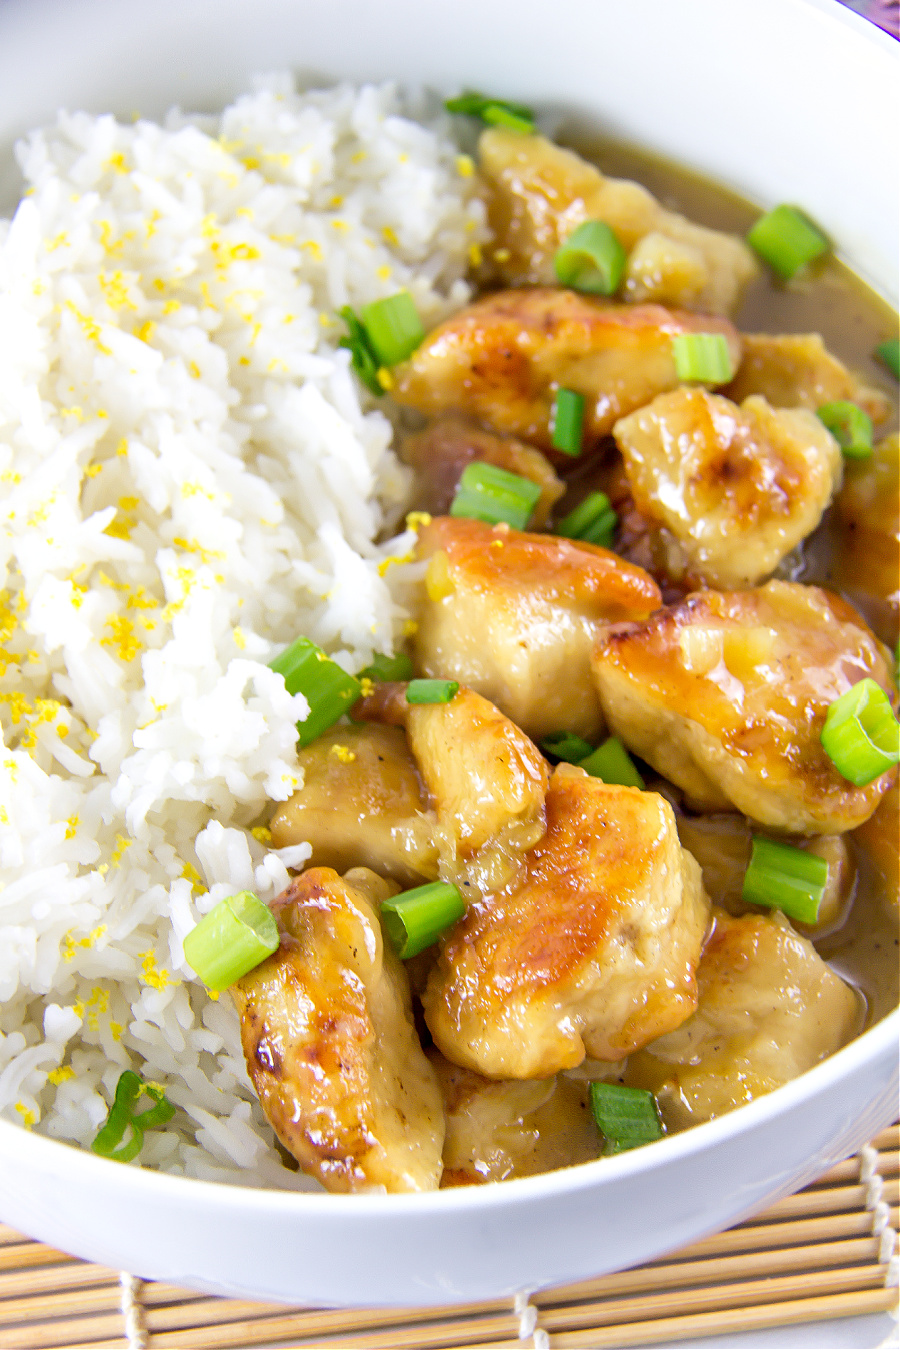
[361, 291, 425, 367]
[183, 891, 280, 991]
[444, 91, 535, 134]
[550, 388, 585, 456]
[817, 401, 873, 460]
[406, 679, 459, 705]
[746, 204, 829, 280]
[590, 1082, 664, 1156]
[338, 305, 382, 395]
[91, 1070, 175, 1163]
[553, 220, 626, 296]
[820, 678, 900, 786]
[269, 636, 361, 746]
[875, 337, 899, 380]
[360, 651, 415, 683]
[555, 491, 618, 548]
[381, 882, 466, 959]
[579, 736, 645, 789]
[540, 731, 594, 764]
[449, 461, 542, 530]
[742, 836, 829, 925]
[671, 333, 734, 384]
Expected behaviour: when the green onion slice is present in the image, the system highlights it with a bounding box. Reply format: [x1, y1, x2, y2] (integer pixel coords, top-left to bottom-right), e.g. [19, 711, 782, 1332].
[541, 731, 594, 764]
[444, 91, 535, 133]
[746, 205, 829, 280]
[553, 220, 626, 296]
[338, 305, 382, 396]
[817, 400, 873, 460]
[875, 337, 899, 380]
[551, 388, 585, 456]
[360, 651, 415, 683]
[406, 679, 459, 705]
[361, 291, 425, 367]
[91, 1070, 175, 1163]
[590, 1082, 664, 1156]
[742, 836, 829, 925]
[671, 333, 734, 384]
[556, 491, 618, 548]
[449, 461, 542, 530]
[269, 636, 361, 746]
[579, 736, 645, 789]
[182, 891, 280, 992]
[820, 678, 900, 786]
[381, 881, 466, 959]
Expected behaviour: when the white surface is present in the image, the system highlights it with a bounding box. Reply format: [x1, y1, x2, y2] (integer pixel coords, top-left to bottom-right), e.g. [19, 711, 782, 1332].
[0, 0, 898, 1313]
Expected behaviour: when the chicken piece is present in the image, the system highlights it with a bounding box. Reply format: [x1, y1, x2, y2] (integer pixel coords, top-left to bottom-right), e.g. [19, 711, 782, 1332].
[430, 1051, 599, 1186]
[269, 725, 438, 887]
[413, 515, 661, 744]
[479, 128, 757, 314]
[231, 867, 444, 1193]
[834, 432, 899, 642]
[402, 417, 564, 528]
[852, 785, 899, 918]
[391, 288, 742, 456]
[591, 580, 897, 833]
[353, 682, 550, 891]
[422, 765, 710, 1079]
[624, 907, 860, 1130]
[724, 334, 891, 426]
[613, 389, 842, 588]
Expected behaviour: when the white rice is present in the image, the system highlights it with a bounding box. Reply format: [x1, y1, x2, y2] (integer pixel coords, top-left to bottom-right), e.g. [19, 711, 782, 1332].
[0, 74, 486, 1185]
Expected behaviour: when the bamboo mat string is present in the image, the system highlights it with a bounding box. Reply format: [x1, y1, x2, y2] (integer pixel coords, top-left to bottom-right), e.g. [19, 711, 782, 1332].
[514, 1288, 549, 1348]
[863, 1142, 900, 1277]
[119, 1272, 147, 1349]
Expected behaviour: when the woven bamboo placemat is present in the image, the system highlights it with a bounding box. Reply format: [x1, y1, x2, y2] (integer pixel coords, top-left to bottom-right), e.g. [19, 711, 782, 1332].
[1, 1123, 897, 1350]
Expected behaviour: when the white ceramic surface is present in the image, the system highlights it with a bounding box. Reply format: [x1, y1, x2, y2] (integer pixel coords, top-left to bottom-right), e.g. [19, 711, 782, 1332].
[0, 0, 897, 1310]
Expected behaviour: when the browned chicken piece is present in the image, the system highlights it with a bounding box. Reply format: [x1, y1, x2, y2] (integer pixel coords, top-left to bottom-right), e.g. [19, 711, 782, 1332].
[429, 1051, 599, 1186]
[852, 784, 899, 917]
[402, 417, 564, 528]
[479, 128, 757, 315]
[834, 432, 899, 643]
[676, 813, 855, 933]
[613, 389, 843, 588]
[413, 515, 661, 744]
[724, 334, 892, 426]
[391, 288, 742, 456]
[422, 765, 710, 1079]
[269, 725, 438, 887]
[591, 580, 898, 834]
[353, 682, 550, 891]
[231, 867, 444, 1193]
[624, 907, 860, 1131]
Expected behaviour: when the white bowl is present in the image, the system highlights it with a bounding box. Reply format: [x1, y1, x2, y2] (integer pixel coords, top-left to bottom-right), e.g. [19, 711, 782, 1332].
[0, 0, 897, 1309]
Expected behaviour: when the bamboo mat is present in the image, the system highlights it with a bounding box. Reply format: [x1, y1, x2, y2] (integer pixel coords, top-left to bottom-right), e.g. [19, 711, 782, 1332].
[1, 1125, 897, 1350]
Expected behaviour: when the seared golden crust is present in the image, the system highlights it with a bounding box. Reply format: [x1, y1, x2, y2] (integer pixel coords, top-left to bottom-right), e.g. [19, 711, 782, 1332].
[392, 287, 741, 454]
[591, 581, 897, 833]
[231, 867, 444, 1194]
[834, 433, 900, 639]
[724, 333, 892, 425]
[413, 516, 661, 743]
[422, 767, 710, 1079]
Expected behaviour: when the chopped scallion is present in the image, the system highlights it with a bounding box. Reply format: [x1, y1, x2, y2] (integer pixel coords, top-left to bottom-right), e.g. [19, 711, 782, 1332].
[671, 333, 734, 384]
[360, 651, 415, 683]
[589, 1082, 663, 1156]
[406, 679, 459, 705]
[269, 636, 361, 746]
[817, 400, 873, 460]
[746, 205, 829, 280]
[449, 461, 542, 530]
[742, 836, 829, 925]
[875, 337, 899, 380]
[579, 736, 645, 789]
[338, 305, 382, 396]
[361, 291, 425, 367]
[381, 881, 466, 959]
[551, 388, 585, 456]
[556, 491, 618, 548]
[183, 891, 280, 991]
[820, 678, 900, 786]
[553, 220, 626, 296]
[444, 91, 535, 133]
[91, 1070, 175, 1163]
[541, 731, 594, 764]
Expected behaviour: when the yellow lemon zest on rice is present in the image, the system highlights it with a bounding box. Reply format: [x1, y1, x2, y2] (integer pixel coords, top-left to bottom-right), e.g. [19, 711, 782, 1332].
[180, 481, 216, 502]
[126, 586, 158, 612]
[181, 861, 206, 893]
[87, 986, 110, 1029]
[141, 949, 174, 991]
[377, 265, 392, 282]
[299, 239, 322, 260]
[199, 280, 216, 309]
[65, 815, 79, 840]
[14, 1103, 35, 1128]
[117, 438, 128, 457]
[104, 150, 129, 175]
[468, 243, 483, 267]
[405, 511, 432, 532]
[62, 925, 106, 962]
[231, 627, 247, 651]
[381, 225, 399, 247]
[3, 758, 19, 782]
[64, 301, 112, 354]
[330, 219, 349, 233]
[101, 615, 143, 662]
[0, 597, 17, 642]
[329, 744, 356, 764]
[109, 1021, 123, 1041]
[99, 271, 137, 312]
[0, 692, 29, 725]
[0, 807, 8, 825]
[376, 367, 394, 391]
[402, 619, 419, 637]
[145, 209, 161, 239]
[251, 825, 273, 844]
[60, 405, 84, 420]
[162, 299, 181, 315]
[172, 537, 225, 564]
[377, 551, 413, 577]
[97, 863, 109, 875]
[267, 357, 289, 374]
[188, 360, 202, 379]
[358, 676, 375, 698]
[493, 247, 512, 263]
[46, 232, 69, 253]
[135, 319, 156, 343]
[83, 463, 103, 479]
[111, 835, 132, 866]
[455, 154, 475, 178]
[48, 1065, 75, 1085]
[27, 501, 51, 528]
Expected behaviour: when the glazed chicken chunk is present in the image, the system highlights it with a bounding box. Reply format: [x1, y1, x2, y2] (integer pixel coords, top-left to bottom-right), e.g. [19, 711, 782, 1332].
[625, 908, 860, 1130]
[613, 389, 842, 588]
[423, 765, 710, 1079]
[479, 128, 757, 314]
[392, 288, 742, 455]
[231, 867, 444, 1193]
[834, 432, 899, 640]
[591, 580, 897, 833]
[724, 334, 891, 426]
[413, 515, 661, 743]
